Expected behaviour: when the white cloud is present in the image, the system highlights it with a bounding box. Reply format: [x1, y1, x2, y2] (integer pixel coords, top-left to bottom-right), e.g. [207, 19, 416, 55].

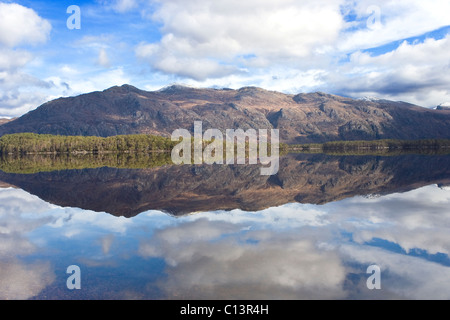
[0, 48, 32, 70]
[328, 35, 450, 107]
[113, 0, 138, 12]
[0, 3, 52, 118]
[97, 48, 111, 68]
[130, 0, 450, 107]
[68, 67, 130, 94]
[137, 0, 345, 80]
[0, 3, 51, 48]
[339, 0, 450, 52]
[35, 67, 131, 109]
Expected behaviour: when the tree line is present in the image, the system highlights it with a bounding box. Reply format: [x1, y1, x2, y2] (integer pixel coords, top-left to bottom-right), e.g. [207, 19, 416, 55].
[288, 139, 450, 152]
[1, 133, 449, 156]
[0, 132, 178, 155]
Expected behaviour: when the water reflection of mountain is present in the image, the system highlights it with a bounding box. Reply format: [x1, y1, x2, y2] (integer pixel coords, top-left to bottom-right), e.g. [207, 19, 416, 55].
[0, 153, 449, 217]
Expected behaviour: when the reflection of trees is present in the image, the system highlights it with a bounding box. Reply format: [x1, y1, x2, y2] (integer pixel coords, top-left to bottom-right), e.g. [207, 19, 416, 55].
[0, 153, 449, 217]
[0, 152, 173, 174]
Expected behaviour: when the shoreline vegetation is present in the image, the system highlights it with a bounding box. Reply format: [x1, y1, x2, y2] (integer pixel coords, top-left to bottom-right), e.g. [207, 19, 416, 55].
[0, 133, 449, 174]
[0, 133, 450, 155]
[289, 139, 450, 151]
[1, 133, 450, 154]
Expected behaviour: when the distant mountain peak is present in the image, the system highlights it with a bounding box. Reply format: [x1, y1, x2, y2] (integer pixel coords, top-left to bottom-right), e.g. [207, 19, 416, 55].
[104, 84, 142, 94]
[158, 83, 199, 93]
[238, 86, 266, 91]
[359, 96, 381, 102]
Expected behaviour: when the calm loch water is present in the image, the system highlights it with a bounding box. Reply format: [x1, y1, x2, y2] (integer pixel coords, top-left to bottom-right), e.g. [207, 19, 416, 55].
[1, 153, 450, 300]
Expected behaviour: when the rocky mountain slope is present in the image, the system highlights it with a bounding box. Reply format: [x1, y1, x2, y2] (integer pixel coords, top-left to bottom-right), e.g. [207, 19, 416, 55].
[1, 84, 449, 144]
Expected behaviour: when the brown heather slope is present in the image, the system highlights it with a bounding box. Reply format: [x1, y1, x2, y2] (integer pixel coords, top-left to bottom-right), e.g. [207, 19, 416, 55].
[0, 84, 449, 144]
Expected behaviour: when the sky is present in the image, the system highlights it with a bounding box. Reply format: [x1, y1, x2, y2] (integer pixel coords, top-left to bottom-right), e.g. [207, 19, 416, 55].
[0, 0, 450, 118]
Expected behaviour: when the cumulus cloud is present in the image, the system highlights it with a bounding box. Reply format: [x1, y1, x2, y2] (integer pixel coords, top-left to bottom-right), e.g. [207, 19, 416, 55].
[137, 0, 345, 80]
[133, 0, 450, 106]
[339, 0, 450, 51]
[0, 3, 51, 47]
[0, 3, 52, 118]
[139, 218, 347, 299]
[328, 35, 450, 107]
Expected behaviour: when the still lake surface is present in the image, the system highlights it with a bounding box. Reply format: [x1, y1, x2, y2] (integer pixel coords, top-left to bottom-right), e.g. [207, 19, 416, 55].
[1, 152, 450, 300]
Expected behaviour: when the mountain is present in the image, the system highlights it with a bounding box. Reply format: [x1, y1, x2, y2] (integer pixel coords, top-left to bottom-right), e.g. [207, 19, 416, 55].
[0, 84, 450, 144]
[0, 153, 449, 217]
[0, 118, 15, 126]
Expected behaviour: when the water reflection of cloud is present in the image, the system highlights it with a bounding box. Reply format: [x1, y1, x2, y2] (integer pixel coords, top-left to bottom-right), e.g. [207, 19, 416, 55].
[139, 218, 347, 299]
[0, 188, 56, 256]
[99, 234, 115, 255]
[341, 244, 450, 300]
[0, 188, 58, 299]
[0, 260, 55, 300]
[2, 183, 450, 299]
[0, 188, 138, 299]
[0, 188, 56, 236]
[137, 184, 450, 299]
[328, 185, 450, 255]
[186, 203, 330, 230]
[48, 208, 133, 236]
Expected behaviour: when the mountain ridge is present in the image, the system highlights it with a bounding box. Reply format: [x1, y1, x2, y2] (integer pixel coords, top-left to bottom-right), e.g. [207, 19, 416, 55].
[1, 84, 449, 144]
